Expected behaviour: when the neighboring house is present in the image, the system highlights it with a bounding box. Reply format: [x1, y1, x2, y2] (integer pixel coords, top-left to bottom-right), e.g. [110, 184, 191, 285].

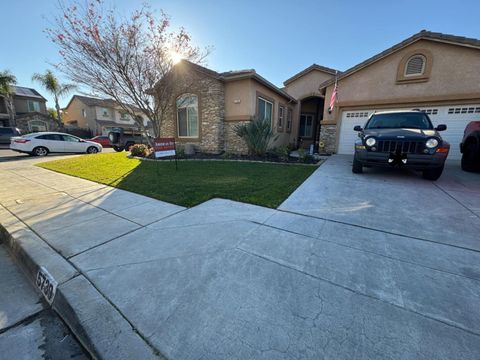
[286, 30, 480, 160]
[63, 95, 152, 136]
[156, 61, 298, 154]
[0, 86, 57, 133]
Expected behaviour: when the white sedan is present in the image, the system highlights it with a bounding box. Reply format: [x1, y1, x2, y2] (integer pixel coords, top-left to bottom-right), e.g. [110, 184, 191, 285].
[10, 132, 103, 156]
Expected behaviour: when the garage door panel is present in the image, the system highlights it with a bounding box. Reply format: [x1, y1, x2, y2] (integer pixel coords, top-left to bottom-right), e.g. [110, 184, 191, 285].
[337, 105, 480, 160]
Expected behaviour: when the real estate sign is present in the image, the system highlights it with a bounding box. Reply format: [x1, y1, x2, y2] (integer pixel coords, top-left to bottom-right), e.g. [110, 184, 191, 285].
[153, 137, 176, 158]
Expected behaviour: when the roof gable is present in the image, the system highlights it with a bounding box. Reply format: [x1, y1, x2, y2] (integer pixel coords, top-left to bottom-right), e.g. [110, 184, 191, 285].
[284, 64, 338, 86]
[319, 30, 480, 89]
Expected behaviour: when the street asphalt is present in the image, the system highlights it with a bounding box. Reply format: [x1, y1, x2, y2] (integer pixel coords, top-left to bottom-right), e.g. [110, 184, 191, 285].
[0, 243, 88, 359]
[0, 150, 479, 359]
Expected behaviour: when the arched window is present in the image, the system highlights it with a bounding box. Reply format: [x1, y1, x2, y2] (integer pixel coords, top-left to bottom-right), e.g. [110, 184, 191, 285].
[404, 55, 426, 76]
[28, 120, 48, 132]
[176, 94, 198, 137]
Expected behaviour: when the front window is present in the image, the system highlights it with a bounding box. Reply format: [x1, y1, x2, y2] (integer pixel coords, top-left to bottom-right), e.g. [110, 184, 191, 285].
[365, 112, 433, 130]
[257, 97, 273, 123]
[102, 108, 110, 117]
[278, 106, 284, 130]
[286, 108, 292, 133]
[82, 109, 87, 118]
[176, 94, 198, 137]
[299, 114, 314, 137]
[28, 100, 41, 112]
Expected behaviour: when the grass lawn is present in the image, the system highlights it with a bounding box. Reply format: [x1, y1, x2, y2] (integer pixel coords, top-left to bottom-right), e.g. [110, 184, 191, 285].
[37, 152, 318, 208]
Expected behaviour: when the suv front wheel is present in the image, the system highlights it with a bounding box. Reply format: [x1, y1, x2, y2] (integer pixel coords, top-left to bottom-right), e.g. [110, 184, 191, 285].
[352, 156, 363, 174]
[422, 166, 444, 181]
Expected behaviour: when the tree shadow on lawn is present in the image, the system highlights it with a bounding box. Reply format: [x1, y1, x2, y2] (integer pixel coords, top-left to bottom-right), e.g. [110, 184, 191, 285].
[114, 158, 317, 208]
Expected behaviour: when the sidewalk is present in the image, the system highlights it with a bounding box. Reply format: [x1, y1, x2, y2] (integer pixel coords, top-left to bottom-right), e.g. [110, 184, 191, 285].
[1, 156, 480, 359]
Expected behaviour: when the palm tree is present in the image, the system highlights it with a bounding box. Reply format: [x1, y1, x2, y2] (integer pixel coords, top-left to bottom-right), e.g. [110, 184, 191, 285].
[0, 70, 17, 126]
[32, 70, 76, 129]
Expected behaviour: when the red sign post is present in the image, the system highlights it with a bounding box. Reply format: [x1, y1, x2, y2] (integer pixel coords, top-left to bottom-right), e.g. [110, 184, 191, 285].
[153, 137, 177, 170]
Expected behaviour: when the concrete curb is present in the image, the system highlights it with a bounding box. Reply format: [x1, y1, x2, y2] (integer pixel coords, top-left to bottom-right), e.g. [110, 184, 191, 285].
[0, 206, 164, 360]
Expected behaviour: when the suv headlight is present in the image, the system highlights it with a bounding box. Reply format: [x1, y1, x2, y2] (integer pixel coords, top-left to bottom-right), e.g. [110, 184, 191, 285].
[365, 137, 376, 147]
[426, 138, 439, 148]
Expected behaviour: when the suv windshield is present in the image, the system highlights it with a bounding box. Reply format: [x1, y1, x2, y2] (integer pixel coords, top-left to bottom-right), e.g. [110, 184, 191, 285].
[365, 113, 433, 130]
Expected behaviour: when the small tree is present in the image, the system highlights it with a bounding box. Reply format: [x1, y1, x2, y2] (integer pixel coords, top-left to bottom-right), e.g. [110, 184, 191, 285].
[0, 70, 17, 126]
[46, 0, 209, 144]
[234, 119, 276, 156]
[32, 70, 75, 129]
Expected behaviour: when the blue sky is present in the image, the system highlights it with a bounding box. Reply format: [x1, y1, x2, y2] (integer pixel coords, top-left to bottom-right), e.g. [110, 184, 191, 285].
[2, 0, 478, 108]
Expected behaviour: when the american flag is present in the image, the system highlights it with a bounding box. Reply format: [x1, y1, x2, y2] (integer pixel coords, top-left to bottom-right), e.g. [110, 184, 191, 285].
[328, 74, 338, 113]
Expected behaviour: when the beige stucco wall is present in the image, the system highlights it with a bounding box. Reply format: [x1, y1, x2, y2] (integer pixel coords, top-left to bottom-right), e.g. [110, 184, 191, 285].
[284, 69, 334, 100]
[323, 39, 480, 123]
[63, 98, 95, 129]
[224, 78, 298, 148]
[14, 97, 47, 115]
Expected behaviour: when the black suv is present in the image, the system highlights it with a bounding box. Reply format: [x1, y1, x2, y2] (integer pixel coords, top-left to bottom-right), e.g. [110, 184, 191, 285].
[0, 127, 22, 145]
[352, 110, 449, 180]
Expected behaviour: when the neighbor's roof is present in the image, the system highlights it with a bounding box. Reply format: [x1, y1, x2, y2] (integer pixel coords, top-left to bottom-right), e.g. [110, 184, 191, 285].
[283, 64, 339, 86]
[179, 60, 297, 103]
[12, 86, 46, 100]
[318, 30, 480, 89]
[64, 95, 142, 112]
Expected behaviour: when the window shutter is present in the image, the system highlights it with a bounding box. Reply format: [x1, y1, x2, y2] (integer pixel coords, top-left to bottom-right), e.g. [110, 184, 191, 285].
[405, 56, 425, 76]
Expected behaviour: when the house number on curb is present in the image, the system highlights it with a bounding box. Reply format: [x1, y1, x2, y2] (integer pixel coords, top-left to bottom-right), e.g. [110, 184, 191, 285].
[36, 266, 58, 304]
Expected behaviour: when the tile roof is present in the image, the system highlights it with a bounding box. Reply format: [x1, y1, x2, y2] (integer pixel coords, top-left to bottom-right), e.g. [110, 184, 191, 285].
[283, 64, 339, 86]
[318, 30, 480, 89]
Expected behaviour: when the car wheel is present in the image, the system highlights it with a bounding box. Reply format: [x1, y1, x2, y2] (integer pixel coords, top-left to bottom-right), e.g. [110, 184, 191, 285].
[113, 145, 124, 152]
[461, 141, 480, 172]
[32, 146, 49, 157]
[352, 156, 363, 174]
[87, 146, 99, 154]
[422, 166, 444, 181]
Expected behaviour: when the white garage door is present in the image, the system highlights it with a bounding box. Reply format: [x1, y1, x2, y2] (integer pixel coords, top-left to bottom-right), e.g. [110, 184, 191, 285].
[337, 104, 480, 159]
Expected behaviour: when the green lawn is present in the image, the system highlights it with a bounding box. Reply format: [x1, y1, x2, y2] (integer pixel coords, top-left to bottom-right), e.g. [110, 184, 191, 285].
[37, 153, 318, 208]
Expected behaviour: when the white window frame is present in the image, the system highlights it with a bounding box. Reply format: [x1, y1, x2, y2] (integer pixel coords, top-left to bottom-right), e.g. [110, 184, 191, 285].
[176, 94, 199, 138]
[404, 55, 426, 77]
[28, 119, 48, 132]
[28, 100, 41, 112]
[278, 106, 284, 129]
[257, 97, 273, 124]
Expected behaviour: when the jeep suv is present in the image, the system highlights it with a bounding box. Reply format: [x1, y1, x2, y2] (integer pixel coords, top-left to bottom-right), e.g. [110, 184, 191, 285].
[460, 121, 480, 172]
[352, 110, 449, 180]
[0, 127, 22, 144]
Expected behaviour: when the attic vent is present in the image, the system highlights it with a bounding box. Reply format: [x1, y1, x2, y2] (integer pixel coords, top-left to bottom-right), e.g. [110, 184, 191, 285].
[405, 55, 426, 76]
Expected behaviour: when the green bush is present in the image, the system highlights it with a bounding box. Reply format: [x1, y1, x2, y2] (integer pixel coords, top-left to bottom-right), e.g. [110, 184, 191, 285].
[297, 148, 306, 161]
[176, 146, 186, 159]
[130, 144, 150, 157]
[234, 118, 277, 156]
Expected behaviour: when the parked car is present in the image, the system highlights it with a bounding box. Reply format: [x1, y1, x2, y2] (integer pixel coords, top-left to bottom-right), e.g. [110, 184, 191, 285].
[352, 110, 449, 180]
[108, 128, 152, 152]
[10, 132, 102, 156]
[88, 135, 111, 147]
[0, 127, 22, 144]
[460, 121, 480, 172]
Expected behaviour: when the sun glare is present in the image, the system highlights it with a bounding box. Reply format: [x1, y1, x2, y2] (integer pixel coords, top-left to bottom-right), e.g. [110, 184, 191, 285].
[169, 50, 184, 64]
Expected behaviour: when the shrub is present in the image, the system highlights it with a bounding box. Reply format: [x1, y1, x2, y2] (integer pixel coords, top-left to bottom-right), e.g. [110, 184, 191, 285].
[297, 147, 306, 161]
[176, 146, 186, 159]
[234, 118, 277, 156]
[130, 144, 150, 157]
[275, 146, 291, 162]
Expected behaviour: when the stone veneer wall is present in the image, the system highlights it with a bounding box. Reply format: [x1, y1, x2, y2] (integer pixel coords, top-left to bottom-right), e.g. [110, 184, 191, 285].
[319, 124, 337, 154]
[224, 121, 250, 154]
[158, 70, 225, 154]
[15, 113, 59, 134]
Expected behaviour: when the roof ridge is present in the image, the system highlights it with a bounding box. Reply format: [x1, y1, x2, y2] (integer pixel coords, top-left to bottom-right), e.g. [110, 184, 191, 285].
[318, 30, 480, 89]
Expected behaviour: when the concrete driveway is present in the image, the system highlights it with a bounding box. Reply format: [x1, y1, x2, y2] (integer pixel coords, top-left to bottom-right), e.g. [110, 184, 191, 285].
[1, 153, 479, 359]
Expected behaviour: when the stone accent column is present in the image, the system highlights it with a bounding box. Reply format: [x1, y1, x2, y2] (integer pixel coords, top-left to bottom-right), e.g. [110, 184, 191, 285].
[319, 124, 337, 154]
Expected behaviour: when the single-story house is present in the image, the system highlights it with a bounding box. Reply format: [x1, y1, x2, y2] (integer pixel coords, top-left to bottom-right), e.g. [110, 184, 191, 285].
[150, 30, 480, 159]
[290, 30, 480, 160]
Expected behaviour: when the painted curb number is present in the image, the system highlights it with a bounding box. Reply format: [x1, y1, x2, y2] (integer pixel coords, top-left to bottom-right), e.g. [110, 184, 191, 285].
[36, 267, 57, 304]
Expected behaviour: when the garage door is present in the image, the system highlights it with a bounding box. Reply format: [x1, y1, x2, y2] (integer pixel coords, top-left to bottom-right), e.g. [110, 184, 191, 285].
[337, 104, 480, 160]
